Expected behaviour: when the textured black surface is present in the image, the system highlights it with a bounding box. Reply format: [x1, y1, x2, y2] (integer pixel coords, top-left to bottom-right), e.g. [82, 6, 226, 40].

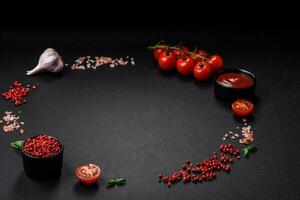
[1, 27, 300, 200]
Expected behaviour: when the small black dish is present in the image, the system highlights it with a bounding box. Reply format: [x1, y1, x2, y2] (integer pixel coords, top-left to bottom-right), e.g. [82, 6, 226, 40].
[21, 135, 64, 180]
[213, 68, 256, 101]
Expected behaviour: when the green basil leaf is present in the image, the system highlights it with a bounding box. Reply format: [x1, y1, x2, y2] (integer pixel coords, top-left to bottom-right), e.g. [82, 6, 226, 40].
[108, 179, 116, 184]
[11, 140, 24, 150]
[243, 145, 257, 157]
[106, 184, 115, 188]
[246, 145, 257, 152]
[116, 181, 126, 185]
[243, 149, 249, 156]
[115, 178, 126, 183]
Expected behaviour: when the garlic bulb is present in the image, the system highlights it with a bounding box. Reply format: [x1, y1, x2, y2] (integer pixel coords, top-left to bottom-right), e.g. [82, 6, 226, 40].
[26, 48, 64, 76]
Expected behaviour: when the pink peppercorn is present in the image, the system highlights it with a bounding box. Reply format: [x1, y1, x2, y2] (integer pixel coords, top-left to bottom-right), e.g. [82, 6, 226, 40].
[23, 135, 62, 158]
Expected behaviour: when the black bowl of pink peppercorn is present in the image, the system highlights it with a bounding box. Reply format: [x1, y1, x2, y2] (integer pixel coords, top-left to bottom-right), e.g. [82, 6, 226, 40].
[21, 134, 63, 180]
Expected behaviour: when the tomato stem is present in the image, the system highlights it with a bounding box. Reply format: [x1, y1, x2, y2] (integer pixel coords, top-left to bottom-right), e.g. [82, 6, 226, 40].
[148, 45, 207, 60]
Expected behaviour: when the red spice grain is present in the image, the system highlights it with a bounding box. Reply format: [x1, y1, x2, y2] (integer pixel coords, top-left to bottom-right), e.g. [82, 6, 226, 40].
[159, 144, 240, 187]
[1, 81, 39, 106]
[23, 135, 62, 158]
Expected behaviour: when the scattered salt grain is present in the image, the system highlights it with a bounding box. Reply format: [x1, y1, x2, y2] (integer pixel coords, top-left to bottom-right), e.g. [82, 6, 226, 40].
[1, 111, 25, 134]
[239, 125, 254, 145]
[70, 55, 135, 70]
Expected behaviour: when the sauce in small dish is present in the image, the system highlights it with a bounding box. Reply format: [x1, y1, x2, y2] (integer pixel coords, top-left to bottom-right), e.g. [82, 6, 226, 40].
[213, 68, 256, 101]
[216, 72, 254, 88]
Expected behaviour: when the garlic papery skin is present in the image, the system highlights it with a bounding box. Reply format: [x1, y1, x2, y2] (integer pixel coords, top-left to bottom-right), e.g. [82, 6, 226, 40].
[26, 48, 64, 76]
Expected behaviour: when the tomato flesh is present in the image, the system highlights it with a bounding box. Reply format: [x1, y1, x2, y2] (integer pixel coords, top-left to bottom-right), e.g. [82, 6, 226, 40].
[231, 99, 254, 117]
[75, 164, 101, 184]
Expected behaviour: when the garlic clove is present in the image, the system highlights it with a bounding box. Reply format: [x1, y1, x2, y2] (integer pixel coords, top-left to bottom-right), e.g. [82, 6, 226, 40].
[26, 65, 45, 76]
[26, 48, 64, 76]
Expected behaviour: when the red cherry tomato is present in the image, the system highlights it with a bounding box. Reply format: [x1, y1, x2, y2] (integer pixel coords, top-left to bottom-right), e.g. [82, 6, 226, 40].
[154, 48, 166, 60]
[172, 46, 189, 58]
[197, 49, 208, 56]
[193, 62, 212, 81]
[207, 55, 224, 72]
[231, 99, 254, 117]
[75, 164, 101, 184]
[176, 56, 196, 75]
[191, 50, 207, 63]
[158, 51, 177, 71]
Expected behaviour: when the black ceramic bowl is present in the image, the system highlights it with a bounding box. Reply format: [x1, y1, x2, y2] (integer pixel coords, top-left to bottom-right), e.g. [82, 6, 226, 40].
[21, 135, 64, 180]
[213, 68, 256, 101]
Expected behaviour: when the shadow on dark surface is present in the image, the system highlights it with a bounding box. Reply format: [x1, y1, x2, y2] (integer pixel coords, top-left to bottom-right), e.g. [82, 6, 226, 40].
[175, 73, 194, 84]
[233, 114, 256, 124]
[73, 182, 100, 197]
[30, 69, 70, 83]
[193, 78, 213, 90]
[10, 171, 61, 199]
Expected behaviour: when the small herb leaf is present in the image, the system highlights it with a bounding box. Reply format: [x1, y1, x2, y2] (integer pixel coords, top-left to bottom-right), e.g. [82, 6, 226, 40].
[243, 149, 249, 156]
[106, 182, 115, 188]
[115, 178, 126, 183]
[107, 178, 127, 188]
[108, 179, 116, 184]
[11, 140, 24, 150]
[243, 145, 257, 157]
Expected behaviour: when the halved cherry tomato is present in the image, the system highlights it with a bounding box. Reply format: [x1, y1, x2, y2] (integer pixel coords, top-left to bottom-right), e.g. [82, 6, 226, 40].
[231, 99, 254, 117]
[193, 62, 212, 81]
[158, 51, 177, 71]
[172, 46, 189, 58]
[75, 164, 101, 184]
[176, 56, 196, 75]
[207, 54, 224, 72]
[154, 48, 166, 60]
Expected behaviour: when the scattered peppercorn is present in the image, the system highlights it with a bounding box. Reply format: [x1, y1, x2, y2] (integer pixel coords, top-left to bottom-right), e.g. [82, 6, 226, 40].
[159, 144, 240, 187]
[1, 81, 39, 106]
[23, 135, 62, 158]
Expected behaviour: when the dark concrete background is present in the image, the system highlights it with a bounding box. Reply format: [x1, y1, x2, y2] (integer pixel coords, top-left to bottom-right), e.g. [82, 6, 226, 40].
[1, 24, 300, 199]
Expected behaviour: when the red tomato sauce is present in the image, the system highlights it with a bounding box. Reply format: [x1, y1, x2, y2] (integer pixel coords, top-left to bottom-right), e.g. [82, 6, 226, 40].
[216, 73, 254, 88]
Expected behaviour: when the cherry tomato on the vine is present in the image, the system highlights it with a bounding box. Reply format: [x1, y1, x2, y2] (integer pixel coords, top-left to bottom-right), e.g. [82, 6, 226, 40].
[193, 62, 212, 81]
[197, 49, 208, 57]
[158, 51, 177, 71]
[176, 56, 196, 75]
[172, 46, 189, 58]
[207, 54, 224, 72]
[191, 49, 207, 63]
[154, 48, 166, 60]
